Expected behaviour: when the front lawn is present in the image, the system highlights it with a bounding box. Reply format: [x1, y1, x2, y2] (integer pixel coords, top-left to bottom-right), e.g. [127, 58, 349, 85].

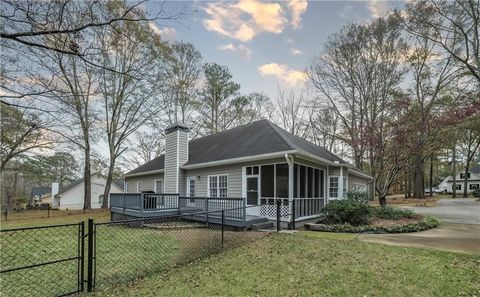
[95, 232, 480, 297]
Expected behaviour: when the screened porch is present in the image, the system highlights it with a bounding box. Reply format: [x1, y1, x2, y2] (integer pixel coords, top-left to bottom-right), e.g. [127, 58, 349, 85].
[244, 162, 327, 222]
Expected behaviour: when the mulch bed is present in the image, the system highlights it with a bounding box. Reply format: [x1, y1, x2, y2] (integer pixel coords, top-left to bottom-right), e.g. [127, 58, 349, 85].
[370, 198, 438, 207]
[369, 215, 422, 228]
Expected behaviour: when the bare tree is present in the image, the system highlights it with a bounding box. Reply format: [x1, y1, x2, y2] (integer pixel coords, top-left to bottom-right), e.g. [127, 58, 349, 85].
[268, 89, 310, 139]
[309, 105, 340, 152]
[458, 116, 480, 197]
[403, 0, 480, 83]
[0, 102, 53, 172]
[121, 131, 165, 170]
[308, 15, 407, 173]
[32, 47, 98, 209]
[96, 17, 168, 208]
[162, 42, 202, 124]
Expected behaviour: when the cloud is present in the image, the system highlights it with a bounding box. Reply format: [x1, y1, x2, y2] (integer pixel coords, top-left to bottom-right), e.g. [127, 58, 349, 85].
[203, 0, 307, 42]
[367, 0, 390, 19]
[290, 48, 302, 56]
[288, 0, 308, 29]
[148, 22, 176, 40]
[218, 43, 252, 60]
[258, 63, 306, 86]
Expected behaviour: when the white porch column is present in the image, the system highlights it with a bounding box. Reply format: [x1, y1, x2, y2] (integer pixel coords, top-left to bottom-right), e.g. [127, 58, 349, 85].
[338, 166, 344, 199]
[285, 154, 294, 220]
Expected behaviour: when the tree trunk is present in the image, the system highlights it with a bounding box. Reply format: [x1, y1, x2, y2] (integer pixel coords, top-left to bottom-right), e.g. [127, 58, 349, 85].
[102, 156, 115, 209]
[407, 173, 413, 198]
[429, 154, 433, 197]
[83, 141, 92, 210]
[404, 174, 408, 198]
[413, 159, 425, 198]
[463, 162, 469, 198]
[378, 195, 387, 206]
[452, 143, 457, 198]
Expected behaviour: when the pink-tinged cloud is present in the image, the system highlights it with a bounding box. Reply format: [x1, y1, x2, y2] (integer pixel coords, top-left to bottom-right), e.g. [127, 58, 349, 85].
[258, 63, 307, 86]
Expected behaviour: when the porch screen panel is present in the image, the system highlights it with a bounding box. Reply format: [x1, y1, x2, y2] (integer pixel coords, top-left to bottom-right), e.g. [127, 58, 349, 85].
[308, 167, 313, 198]
[314, 169, 319, 198]
[300, 165, 306, 197]
[294, 164, 298, 198]
[276, 163, 289, 198]
[320, 170, 324, 198]
[261, 165, 274, 197]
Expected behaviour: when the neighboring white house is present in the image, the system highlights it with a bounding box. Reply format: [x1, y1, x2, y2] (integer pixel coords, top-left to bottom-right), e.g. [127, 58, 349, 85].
[437, 167, 480, 194]
[55, 173, 124, 210]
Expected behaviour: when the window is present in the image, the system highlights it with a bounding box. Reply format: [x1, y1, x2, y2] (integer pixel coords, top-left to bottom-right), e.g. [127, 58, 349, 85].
[136, 181, 142, 193]
[353, 184, 367, 192]
[187, 177, 195, 202]
[460, 172, 470, 179]
[209, 175, 228, 198]
[276, 163, 289, 198]
[455, 184, 461, 190]
[470, 184, 479, 190]
[98, 195, 104, 205]
[246, 166, 259, 176]
[154, 180, 163, 194]
[329, 177, 339, 198]
[261, 165, 274, 197]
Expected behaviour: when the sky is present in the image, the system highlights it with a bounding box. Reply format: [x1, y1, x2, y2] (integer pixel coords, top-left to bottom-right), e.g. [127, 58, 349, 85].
[146, 0, 407, 100]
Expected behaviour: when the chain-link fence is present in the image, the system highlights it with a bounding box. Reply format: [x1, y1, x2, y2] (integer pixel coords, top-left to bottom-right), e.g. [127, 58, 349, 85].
[92, 207, 269, 290]
[0, 206, 272, 296]
[1, 205, 108, 222]
[0, 223, 84, 297]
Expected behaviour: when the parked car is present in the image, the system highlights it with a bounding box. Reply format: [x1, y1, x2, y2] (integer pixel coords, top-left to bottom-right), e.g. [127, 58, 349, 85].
[425, 187, 447, 194]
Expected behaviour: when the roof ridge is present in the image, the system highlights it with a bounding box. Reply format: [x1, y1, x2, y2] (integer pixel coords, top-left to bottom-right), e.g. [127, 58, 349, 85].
[189, 119, 269, 144]
[264, 120, 296, 150]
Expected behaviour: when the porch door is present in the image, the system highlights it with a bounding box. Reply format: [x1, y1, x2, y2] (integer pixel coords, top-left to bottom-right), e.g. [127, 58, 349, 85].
[246, 176, 259, 216]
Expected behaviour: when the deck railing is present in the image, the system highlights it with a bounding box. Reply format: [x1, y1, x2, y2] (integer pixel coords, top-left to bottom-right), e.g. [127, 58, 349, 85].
[178, 197, 245, 221]
[110, 193, 180, 214]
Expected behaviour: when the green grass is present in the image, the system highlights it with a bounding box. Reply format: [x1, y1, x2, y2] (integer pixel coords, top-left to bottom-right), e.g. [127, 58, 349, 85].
[94, 233, 480, 297]
[0, 209, 111, 229]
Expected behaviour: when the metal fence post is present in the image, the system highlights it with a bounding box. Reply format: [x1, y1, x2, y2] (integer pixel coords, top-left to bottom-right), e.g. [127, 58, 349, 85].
[276, 200, 281, 232]
[221, 210, 225, 248]
[80, 221, 85, 292]
[47, 205, 50, 218]
[87, 218, 94, 292]
[4, 209, 7, 221]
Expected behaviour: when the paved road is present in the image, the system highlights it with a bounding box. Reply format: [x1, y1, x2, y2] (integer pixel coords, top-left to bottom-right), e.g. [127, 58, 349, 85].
[359, 198, 480, 254]
[403, 198, 480, 225]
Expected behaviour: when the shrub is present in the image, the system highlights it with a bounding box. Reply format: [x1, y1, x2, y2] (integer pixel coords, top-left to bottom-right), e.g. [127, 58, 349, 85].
[345, 190, 370, 205]
[373, 206, 415, 220]
[307, 215, 439, 233]
[320, 200, 372, 226]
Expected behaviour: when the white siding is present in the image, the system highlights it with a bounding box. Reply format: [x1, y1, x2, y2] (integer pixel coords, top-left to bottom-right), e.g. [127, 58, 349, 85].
[125, 173, 164, 193]
[59, 174, 123, 210]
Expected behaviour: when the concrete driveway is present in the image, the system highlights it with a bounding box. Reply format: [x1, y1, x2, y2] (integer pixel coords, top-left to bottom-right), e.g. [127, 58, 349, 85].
[359, 198, 480, 255]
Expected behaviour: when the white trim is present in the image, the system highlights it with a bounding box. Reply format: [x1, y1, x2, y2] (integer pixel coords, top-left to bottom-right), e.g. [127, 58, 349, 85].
[347, 168, 372, 180]
[153, 179, 163, 194]
[124, 169, 164, 178]
[181, 150, 297, 169]
[241, 167, 246, 199]
[176, 131, 180, 193]
[207, 174, 229, 198]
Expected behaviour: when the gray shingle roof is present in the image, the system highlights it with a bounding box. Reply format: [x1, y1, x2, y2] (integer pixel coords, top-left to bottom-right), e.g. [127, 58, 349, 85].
[126, 119, 355, 176]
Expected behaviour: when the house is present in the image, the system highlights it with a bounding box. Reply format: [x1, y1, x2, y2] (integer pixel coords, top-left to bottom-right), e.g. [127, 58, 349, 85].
[116, 120, 371, 226]
[438, 165, 480, 194]
[31, 186, 51, 206]
[55, 173, 124, 210]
